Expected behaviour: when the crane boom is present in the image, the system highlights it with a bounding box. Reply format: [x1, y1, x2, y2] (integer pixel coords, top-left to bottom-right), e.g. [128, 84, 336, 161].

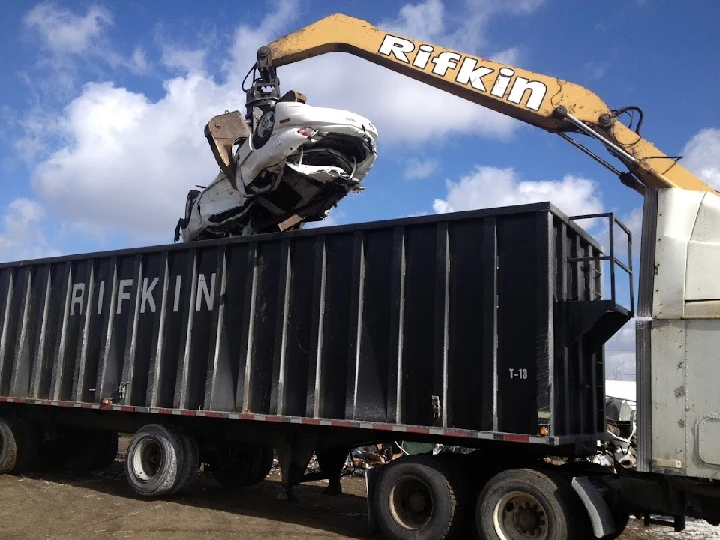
[263, 13, 715, 194]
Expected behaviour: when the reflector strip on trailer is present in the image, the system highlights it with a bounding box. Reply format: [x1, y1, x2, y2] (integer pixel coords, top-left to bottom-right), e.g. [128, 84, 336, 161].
[0, 396, 576, 445]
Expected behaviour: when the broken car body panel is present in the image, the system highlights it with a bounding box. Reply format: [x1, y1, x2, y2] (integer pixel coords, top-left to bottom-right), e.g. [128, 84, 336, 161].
[178, 101, 378, 243]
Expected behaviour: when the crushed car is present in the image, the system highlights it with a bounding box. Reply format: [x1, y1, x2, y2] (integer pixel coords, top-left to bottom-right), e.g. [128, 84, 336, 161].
[175, 60, 378, 242]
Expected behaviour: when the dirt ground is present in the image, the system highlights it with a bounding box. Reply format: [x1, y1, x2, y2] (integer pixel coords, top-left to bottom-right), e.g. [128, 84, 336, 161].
[0, 444, 716, 540]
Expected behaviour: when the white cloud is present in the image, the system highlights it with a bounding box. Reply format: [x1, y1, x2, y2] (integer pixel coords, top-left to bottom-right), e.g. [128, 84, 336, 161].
[404, 158, 439, 180]
[0, 199, 60, 262]
[681, 128, 720, 189]
[162, 46, 207, 73]
[130, 47, 150, 74]
[433, 166, 603, 219]
[28, 2, 296, 242]
[583, 61, 609, 81]
[276, 0, 545, 144]
[24, 0, 548, 243]
[22, 3, 149, 89]
[24, 2, 111, 54]
[31, 77, 232, 241]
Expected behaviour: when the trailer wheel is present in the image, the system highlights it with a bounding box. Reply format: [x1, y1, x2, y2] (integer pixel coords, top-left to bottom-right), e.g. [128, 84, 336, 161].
[373, 456, 464, 540]
[0, 418, 20, 474]
[208, 443, 274, 488]
[475, 468, 589, 540]
[170, 429, 199, 494]
[0, 418, 39, 473]
[125, 425, 183, 497]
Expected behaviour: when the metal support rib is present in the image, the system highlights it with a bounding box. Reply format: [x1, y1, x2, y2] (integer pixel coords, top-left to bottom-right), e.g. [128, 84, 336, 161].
[50, 262, 73, 401]
[395, 229, 406, 424]
[312, 237, 327, 419]
[10, 270, 32, 397]
[97, 258, 119, 403]
[276, 240, 292, 416]
[206, 246, 228, 410]
[351, 234, 366, 420]
[73, 262, 95, 402]
[242, 244, 259, 412]
[147, 253, 170, 408]
[176, 249, 198, 409]
[31, 266, 51, 398]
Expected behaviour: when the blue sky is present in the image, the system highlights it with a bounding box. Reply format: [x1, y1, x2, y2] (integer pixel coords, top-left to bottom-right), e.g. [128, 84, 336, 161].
[0, 0, 718, 378]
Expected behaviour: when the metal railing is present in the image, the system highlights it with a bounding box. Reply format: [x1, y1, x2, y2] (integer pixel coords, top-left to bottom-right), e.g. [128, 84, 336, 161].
[568, 212, 634, 316]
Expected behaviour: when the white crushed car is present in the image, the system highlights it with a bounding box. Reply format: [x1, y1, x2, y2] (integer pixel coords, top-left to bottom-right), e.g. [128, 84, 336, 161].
[176, 99, 378, 242]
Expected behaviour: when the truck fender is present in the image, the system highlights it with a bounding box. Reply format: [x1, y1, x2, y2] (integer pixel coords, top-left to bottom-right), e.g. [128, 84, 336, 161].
[571, 476, 616, 538]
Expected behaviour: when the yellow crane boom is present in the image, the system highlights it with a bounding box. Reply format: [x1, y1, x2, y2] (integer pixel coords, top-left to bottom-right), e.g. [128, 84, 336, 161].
[261, 13, 714, 195]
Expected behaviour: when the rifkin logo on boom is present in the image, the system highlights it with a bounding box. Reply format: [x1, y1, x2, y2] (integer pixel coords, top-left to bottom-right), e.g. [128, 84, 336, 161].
[378, 35, 548, 112]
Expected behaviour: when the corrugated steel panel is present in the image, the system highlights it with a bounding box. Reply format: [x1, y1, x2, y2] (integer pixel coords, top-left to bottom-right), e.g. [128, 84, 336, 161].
[0, 203, 625, 441]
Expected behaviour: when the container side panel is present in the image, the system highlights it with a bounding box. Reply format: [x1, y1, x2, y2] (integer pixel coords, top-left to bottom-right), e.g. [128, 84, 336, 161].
[386, 227, 405, 425]
[552, 222, 570, 436]
[185, 247, 218, 410]
[282, 237, 316, 417]
[202, 247, 226, 411]
[479, 219, 498, 432]
[536, 214, 553, 423]
[0, 269, 19, 396]
[352, 230, 393, 423]
[270, 241, 291, 415]
[446, 221, 487, 431]
[229, 244, 252, 412]
[29, 266, 51, 399]
[496, 215, 540, 434]
[401, 225, 439, 427]
[54, 261, 90, 401]
[81, 261, 106, 403]
[10, 267, 41, 398]
[432, 223, 450, 428]
[577, 239, 591, 435]
[248, 241, 282, 414]
[565, 235, 583, 435]
[128, 252, 164, 406]
[98, 257, 134, 403]
[71, 260, 95, 402]
[320, 234, 354, 419]
[305, 237, 327, 418]
[95, 258, 119, 403]
[206, 246, 237, 412]
[173, 250, 197, 409]
[157, 251, 189, 408]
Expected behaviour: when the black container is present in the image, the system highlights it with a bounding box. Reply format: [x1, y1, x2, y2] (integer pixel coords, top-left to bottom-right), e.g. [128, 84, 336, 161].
[0, 203, 630, 443]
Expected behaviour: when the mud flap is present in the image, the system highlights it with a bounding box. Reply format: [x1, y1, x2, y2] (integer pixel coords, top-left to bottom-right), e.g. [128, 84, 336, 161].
[572, 476, 616, 538]
[365, 465, 383, 533]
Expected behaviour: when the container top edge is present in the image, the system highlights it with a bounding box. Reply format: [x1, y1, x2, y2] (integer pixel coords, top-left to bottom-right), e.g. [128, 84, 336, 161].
[0, 202, 595, 268]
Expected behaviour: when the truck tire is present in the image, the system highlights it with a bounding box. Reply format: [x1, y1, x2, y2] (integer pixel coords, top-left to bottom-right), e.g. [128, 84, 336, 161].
[208, 443, 274, 488]
[475, 468, 590, 540]
[125, 425, 184, 498]
[0, 418, 20, 473]
[0, 418, 39, 473]
[373, 455, 464, 540]
[170, 429, 199, 494]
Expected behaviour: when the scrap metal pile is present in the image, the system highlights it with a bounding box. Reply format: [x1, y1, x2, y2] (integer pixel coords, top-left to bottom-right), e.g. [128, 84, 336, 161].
[176, 47, 378, 242]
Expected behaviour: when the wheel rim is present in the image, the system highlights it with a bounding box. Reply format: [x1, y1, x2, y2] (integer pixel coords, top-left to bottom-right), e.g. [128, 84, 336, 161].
[493, 491, 549, 539]
[256, 112, 274, 139]
[389, 475, 434, 530]
[132, 439, 164, 482]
